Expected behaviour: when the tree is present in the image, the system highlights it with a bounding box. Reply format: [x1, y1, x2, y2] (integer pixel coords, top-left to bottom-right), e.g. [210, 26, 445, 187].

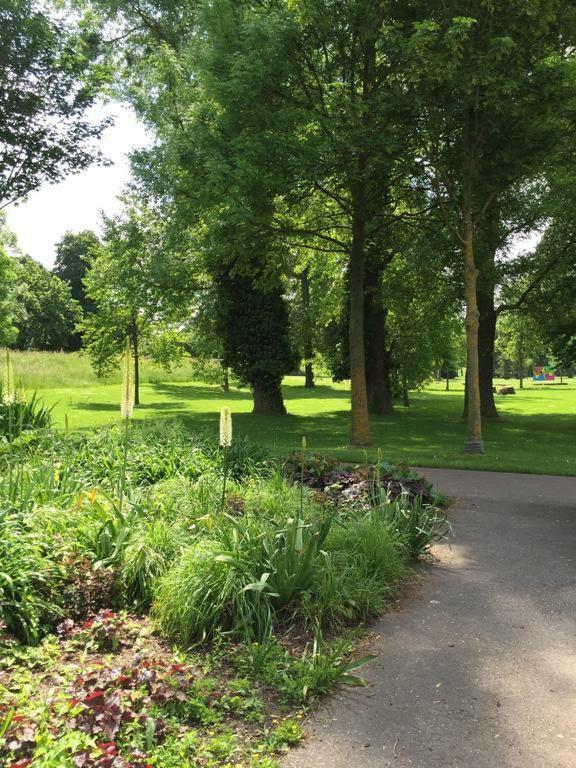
[215, 267, 297, 413]
[517, 218, 576, 371]
[53, 230, 100, 312]
[100, 0, 422, 437]
[408, 2, 575, 452]
[496, 311, 544, 389]
[82, 200, 191, 404]
[12, 255, 81, 350]
[53, 230, 101, 349]
[0, 0, 110, 208]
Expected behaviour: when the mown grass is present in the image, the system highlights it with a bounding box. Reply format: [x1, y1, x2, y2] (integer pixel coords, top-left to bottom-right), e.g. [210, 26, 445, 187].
[7, 351, 576, 475]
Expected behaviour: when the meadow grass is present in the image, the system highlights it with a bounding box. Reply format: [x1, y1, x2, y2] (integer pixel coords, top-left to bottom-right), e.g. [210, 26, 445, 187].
[6, 349, 199, 388]
[6, 351, 576, 475]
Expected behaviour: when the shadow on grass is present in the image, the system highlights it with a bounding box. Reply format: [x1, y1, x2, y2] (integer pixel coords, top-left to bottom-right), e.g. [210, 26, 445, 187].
[60, 379, 575, 474]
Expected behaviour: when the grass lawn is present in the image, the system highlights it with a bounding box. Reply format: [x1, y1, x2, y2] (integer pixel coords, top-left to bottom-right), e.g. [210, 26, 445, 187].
[16, 352, 575, 476]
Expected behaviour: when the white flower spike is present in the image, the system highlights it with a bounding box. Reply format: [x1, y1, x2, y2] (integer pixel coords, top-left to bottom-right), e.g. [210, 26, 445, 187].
[220, 407, 233, 447]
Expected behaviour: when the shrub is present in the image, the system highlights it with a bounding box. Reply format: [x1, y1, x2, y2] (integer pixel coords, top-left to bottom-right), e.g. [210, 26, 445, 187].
[58, 556, 119, 620]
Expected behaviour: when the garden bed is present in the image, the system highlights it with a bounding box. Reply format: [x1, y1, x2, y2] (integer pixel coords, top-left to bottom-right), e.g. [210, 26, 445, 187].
[0, 418, 450, 767]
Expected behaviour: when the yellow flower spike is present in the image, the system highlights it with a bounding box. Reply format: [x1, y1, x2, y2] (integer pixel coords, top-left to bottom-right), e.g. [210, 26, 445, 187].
[88, 489, 98, 504]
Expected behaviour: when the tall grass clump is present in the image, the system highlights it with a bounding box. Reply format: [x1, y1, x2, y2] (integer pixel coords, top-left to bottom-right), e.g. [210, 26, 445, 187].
[315, 513, 409, 626]
[0, 350, 53, 441]
[153, 539, 260, 640]
[377, 489, 452, 558]
[2, 350, 201, 390]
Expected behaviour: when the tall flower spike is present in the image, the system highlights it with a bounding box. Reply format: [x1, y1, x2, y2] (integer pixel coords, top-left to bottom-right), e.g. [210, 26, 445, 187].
[219, 407, 232, 447]
[120, 340, 134, 419]
[3, 349, 15, 405]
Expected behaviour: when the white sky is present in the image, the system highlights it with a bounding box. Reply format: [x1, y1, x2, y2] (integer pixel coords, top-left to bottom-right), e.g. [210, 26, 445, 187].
[4, 103, 151, 268]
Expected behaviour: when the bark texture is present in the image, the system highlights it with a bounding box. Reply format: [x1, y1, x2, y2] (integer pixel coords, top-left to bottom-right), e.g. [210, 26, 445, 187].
[252, 382, 287, 414]
[462, 204, 484, 453]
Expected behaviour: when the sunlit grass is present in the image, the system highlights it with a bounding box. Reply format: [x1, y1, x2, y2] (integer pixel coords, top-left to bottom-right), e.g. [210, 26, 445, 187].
[6, 352, 576, 475]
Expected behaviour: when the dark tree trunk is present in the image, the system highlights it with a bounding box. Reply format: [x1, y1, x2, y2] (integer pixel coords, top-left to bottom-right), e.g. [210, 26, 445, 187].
[402, 376, 410, 407]
[299, 268, 315, 388]
[131, 321, 140, 406]
[252, 382, 286, 414]
[477, 286, 499, 418]
[445, 373, 450, 391]
[349, 173, 370, 444]
[222, 366, 229, 392]
[462, 169, 484, 454]
[365, 259, 393, 414]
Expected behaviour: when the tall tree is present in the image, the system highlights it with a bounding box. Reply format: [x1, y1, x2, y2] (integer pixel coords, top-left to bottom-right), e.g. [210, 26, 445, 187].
[409, 2, 574, 452]
[0, 214, 17, 346]
[82, 200, 191, 404]
[53, 230, 100, 313]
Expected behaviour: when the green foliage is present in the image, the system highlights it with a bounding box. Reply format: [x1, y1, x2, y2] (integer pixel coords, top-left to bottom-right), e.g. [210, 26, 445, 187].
[53, 230, 100, 311]
[380, 493, 452, 559]
[12, 255, 82, 351]
[81, 199, 191, 384]
[316, 514, 409, 625]
[215, 270, 298, 413]
[0, 509, 59, 644]
[0, 217, 17, 346]
[0, 0, 111, 208]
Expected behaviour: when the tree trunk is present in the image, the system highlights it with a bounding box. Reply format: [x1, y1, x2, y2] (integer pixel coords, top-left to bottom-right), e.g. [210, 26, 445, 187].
[299, 267, 315, 388]
[252, 381, 286, 414]
[131, 321, 140, 406]
[222, 366, 229, 392]
[477, 285, 499, 417]
[304, 362, 315, 388]
[349, 174, 371, 444]
[462, 202, 484, 454]
[365, 260, 393, 414]
[349, 214, 371, 442]
[445, 373, 450, 391]
[402, 376, 410, 407]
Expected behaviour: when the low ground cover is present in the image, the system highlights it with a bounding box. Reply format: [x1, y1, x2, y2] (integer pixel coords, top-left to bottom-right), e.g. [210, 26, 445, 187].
[0, 414, 448, 767]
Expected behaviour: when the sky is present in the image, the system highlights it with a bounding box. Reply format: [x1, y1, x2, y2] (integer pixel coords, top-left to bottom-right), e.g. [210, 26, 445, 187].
[4, 103, 150, 268]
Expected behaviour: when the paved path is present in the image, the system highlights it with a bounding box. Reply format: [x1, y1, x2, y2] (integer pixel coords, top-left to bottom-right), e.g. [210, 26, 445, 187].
[285, 469, 576, 768]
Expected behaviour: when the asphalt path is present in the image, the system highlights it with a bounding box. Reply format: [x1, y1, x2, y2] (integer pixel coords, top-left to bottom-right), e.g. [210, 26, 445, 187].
[284, 469, 576, 768]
